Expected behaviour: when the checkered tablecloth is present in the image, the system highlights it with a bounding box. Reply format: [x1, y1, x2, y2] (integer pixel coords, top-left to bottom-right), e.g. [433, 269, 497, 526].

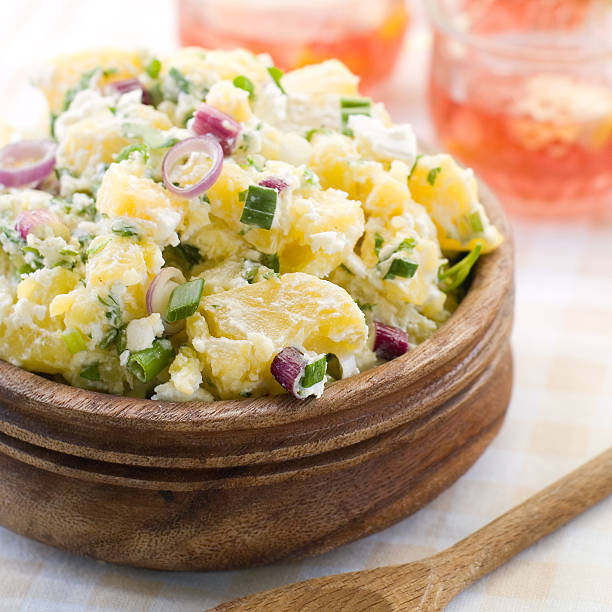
[1, 2, 612, 611]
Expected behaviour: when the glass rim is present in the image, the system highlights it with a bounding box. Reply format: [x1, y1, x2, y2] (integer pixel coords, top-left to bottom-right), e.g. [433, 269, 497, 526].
[424, 0, 612, 64]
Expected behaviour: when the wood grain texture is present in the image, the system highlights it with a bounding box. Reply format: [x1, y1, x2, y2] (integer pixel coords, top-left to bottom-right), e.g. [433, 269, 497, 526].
[205, 447, 612, 611]
[0, 183, 515, 570]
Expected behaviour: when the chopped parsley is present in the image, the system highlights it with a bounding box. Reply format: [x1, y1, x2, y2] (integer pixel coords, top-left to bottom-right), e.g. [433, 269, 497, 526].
[427, 166, 442, 186]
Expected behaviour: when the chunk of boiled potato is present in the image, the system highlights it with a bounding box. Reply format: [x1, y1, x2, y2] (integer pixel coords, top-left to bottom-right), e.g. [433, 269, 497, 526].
[408, 154, 503, 253]
[202, 272, 367, 358]
[36, 48, 145, 112]
[283, 59, 359, 99]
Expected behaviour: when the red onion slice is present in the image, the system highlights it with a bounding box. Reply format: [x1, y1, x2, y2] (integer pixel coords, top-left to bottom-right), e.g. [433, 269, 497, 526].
[0, 139, 56, 188]
[162, 136, 224, 198]
[192, 103, 241, 156]
[146, 267, 186, 334]
[271, 347, 307, 398]
[14, 208, 69, 241]
[107, 78, 151, 105]
[373, 321, 413, 361]
[259, 177, 289, 192]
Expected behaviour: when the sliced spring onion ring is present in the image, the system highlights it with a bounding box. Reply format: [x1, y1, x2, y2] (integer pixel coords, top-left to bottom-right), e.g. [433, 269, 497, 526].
[271, 347, 306, 398]
[383, 258, 419, 280]
[240, 184, 277, 229]
[161, 136, 223, 198]
[166, 278, 204, 323]
[192, 103, 241, 156]
[438, 243, 483, 291]
[373, 321, 413, 361]
[127, 338, 174, 384]
[0, 139, 56, 188]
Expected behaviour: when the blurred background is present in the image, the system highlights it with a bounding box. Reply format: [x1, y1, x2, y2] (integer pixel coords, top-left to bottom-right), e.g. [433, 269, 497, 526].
[1, 2, 612, 611]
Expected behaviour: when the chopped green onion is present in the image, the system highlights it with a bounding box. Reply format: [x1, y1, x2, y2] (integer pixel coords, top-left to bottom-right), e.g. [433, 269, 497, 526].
[408, 154, 423, 180]
[267, 67, 286, 94]
[357, 301, 374, 312]
[121, 122, 172, 149]
[87, 237, 111, 258]
[384, 258, 419, 280]
[166, 278, 204, 322]
[163, 242, 203, 271]
[301, 356, 327, 388]
[427, 167, 442, 186]
[146, 58, 161, 79]
[50, 112, 58, 139]
[242, 260, 259, 284]
[233, 75, 254, 98]
[240, 185, 277, 230]
[238, 189, 247, 202]
[261, 252, 279, 273]
[169, 67, 191, 93]
[340, 263, 354, 275]
[80, 362, 100, 381]
[467, 211, 484, 234]
[127, 339, 174, 384]
[114, 143, 150, 163]
[438, 243, 482, 291]
[62, 329, 87, 354]
[99, 327, 118, 350]
[374, 232, 384, 258]
[340, 97, 371, 136]
[397, 237, 416, 251]
[111, 220, 139, 237]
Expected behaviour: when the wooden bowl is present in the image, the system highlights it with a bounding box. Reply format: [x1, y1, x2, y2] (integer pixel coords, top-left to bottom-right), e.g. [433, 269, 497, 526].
[0, 184, 514, 571]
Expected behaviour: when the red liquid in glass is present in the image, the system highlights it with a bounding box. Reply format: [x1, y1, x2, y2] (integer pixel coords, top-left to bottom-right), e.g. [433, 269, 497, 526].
[177, 0, 409, 88]
[429, 76, 612, 217]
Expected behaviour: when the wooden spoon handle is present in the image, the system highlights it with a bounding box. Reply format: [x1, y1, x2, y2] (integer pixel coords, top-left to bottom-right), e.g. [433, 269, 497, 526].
[439, 447, 612, 590]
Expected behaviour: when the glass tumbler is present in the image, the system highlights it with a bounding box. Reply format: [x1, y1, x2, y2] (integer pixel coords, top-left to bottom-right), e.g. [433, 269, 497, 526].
[427, 0, 612, 218]
[177, 0, 409, 88]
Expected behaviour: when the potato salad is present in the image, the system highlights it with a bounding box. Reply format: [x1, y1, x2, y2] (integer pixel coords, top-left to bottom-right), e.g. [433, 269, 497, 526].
[0, 48, 502, 401]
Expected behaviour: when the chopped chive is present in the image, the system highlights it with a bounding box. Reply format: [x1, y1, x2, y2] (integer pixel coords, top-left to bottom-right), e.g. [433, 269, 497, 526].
[240, 185, 277, 230]
[439, 243, 482, 291]
[357, 301, 374, 312]
[80, 362, 100, 381]
[261, 252, 279, 273]
[62, 328, 87, 354]
[340, 263, 354, 275]
[340, 97, 371, 136]
[427, 166, 442, 186]
[238, 189, 247, 202]
[384, 258, 419, 280]
[50, 112, 58, 139]
[301, 356, 327, 388]
[397, 237, 416, 251]
[87, 237, 111, 257]
[267, 67, 286, 94]
[127, 339, 174, 384]
[374, 232, 384, 258]
[99, 327, 118, 350]
[242, 261, 259, 283]
[408, 154, 423, 180]
[166, 278, 204, 322]
[467, 211, 484, 234]
[111, 220, 139, 237]
[146, 58, 161, 79]
[233, 75, 254, 98]
[114, 143, 150, 163]
[169, 67, 191, 93]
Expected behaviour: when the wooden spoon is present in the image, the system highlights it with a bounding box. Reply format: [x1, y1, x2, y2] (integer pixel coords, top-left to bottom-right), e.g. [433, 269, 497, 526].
[206, 447, 612, 611]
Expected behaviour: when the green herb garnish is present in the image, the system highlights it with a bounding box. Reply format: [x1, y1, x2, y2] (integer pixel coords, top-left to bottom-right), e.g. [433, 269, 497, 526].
[427, 166, 442, 186]
[408, 154, 423, 180]
[114, 143, 150, 163]
[340, 97, 371, 136]
[166, 278, 204, 322]
[374, 232, 384, 258]
[467, 211, 484, 234]
[111, 220, 139, 238]
[240, 185, 277, 230]
[267, 66, 286, 94]
[261, 252, 279, 273]
[80, 362, 101, 381]
[438, 243, 482, 291]
[146, 58, 161, 79]
[169, 67, 191, 93]
[383, 258, 419, 280]
[62, 67, 99, 112]
[127, 339, 174, 384]
[301, 356, 327, 388]
[62, 329, 87, 354]
[233, 75, 255, 98]
[340, 263, 354, 275]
